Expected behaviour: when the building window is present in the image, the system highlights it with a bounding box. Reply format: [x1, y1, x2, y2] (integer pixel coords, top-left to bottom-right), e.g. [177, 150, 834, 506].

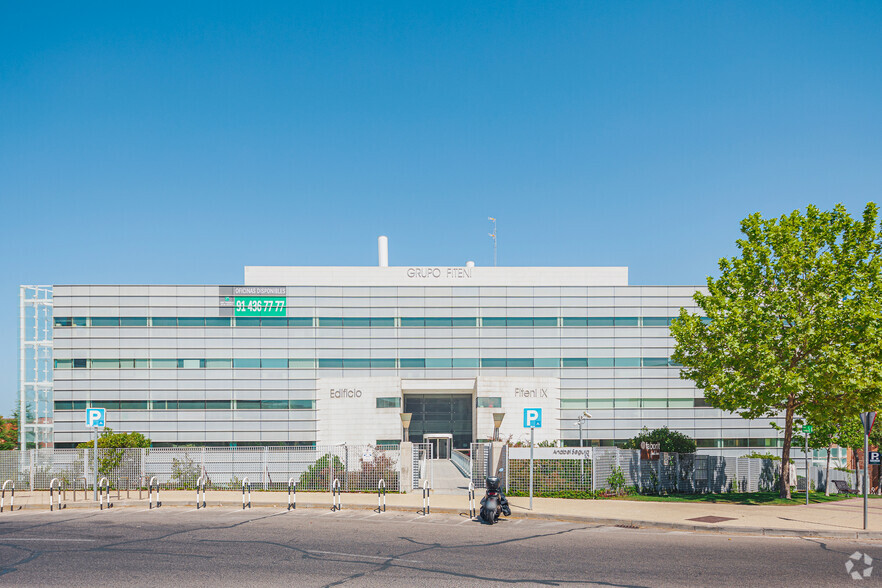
[476, 397, 501, 408]
[642, 317, 672, 327]
[376, 397, 401, 409]
[151, 317, 177, 326]
[90, 317, 119, 327]
[205, 317, 231, 327]
[376, 440, 400, 447]
[399, 358, 425, 368]
[120, 317, 147, 327]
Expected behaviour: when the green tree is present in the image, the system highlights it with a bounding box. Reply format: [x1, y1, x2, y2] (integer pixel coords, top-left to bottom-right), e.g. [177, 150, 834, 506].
[76, 428, 151, 449]
[0, 414, 17, 450]
[619, 427, 696, 454]
[77, 428, 152, 478]
[671, 203, 882, 498]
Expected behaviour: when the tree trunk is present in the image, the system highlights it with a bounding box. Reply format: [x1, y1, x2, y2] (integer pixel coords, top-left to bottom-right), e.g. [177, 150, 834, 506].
[825, 443, 832, 496]
[780, 401, 795, 499]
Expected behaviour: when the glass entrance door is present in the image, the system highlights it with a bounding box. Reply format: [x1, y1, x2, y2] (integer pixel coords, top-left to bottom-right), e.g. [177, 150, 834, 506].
[425, 435, 451, 460]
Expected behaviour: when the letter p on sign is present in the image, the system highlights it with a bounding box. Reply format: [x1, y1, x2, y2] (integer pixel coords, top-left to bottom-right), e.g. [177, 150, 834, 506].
[523, 408, 542, 428]
[85, 408, 105, 428]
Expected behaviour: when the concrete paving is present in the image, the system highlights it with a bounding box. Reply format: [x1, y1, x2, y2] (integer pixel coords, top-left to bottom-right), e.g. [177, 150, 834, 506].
[6, 489, 882, 539]
[0, 506, 878, 586]
[430, 459, 471, 494]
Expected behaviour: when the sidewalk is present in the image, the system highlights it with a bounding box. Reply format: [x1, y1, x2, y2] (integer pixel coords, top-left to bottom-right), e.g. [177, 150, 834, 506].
[6, 489, 882, 539]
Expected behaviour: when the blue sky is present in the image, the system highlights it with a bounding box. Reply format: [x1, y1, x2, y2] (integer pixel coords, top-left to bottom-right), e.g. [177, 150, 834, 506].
[2, 2, 881, 414]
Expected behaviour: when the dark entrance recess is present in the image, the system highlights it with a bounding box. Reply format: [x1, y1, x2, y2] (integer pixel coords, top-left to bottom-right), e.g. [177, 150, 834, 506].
[403, 394, 473, 450]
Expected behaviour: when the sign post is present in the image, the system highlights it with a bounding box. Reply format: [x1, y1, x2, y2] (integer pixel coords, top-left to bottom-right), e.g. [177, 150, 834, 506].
[860, 412, 876, 530]
[85, 408, 106, 502]
[524, 408, 542, 511]
[802, 424, 812, 506]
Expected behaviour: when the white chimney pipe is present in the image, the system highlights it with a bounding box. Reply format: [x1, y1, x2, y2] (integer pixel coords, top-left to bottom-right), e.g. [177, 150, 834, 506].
[466, 261, 475, 267]
[378, 236, 389, 267]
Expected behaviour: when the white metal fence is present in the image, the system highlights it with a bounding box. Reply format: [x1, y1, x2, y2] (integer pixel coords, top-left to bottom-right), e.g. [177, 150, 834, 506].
[1, 445, 412, 493]
[470, 446, 863, 496]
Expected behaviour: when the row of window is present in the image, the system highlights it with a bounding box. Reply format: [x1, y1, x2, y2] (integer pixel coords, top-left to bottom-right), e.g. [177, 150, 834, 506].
[54, 397, 712, 411]
[54, 316, 703, 328]
[55, 399, 316, 411]
[561, 398, 708, 409]
[561, 438, 785, 448]
[55, 357, 683, 369]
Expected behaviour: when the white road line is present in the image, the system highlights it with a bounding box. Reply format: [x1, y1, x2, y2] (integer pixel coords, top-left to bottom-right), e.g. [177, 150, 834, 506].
[307, 550, 422, 563]
[0, 538, 97, 542]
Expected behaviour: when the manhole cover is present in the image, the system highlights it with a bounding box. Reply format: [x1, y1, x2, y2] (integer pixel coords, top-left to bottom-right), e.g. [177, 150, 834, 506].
[687, 516, 737, 524]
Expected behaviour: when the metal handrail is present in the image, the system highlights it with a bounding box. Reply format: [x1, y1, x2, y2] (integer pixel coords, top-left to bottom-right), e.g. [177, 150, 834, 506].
[376, 479, 386, 513]
[331, 478, 341, 511]
[98, 477, 112, 510]
[148, 476, 161, 509]
[50, 478, 64, 511]
[1, 480, 13, 512]
[468, 481, 476, 519]
[196, 476, 207, 509]
[242, 478, 251, 509]
[421, 480, 431, 516]
[287, 478, 296, 511]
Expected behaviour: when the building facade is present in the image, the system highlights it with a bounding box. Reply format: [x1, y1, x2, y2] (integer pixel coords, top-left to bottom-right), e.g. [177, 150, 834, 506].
[42, 262, 783, 455]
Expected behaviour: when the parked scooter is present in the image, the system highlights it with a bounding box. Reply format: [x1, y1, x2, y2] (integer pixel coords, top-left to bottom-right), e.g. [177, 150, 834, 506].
[480, 476, 511, 524]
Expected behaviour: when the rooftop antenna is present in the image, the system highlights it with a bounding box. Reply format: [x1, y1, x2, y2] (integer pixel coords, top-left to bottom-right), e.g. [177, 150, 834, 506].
[488, 217, 497, 267]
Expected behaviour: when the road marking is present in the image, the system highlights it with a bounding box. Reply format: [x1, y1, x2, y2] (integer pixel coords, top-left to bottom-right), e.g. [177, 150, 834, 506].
[307, 550, 422, 563]
[0, 538, 97, 542]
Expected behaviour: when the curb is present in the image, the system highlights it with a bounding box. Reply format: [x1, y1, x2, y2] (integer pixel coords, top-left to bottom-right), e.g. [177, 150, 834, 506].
[8, 499, 882, 539]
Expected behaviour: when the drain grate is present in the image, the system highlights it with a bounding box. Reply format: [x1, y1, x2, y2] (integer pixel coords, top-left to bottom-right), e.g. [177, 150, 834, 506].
[615, 524, 639, 529]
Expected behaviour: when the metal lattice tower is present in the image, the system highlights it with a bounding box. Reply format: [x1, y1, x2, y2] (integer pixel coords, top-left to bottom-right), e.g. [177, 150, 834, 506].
[19, 286, 54, 449]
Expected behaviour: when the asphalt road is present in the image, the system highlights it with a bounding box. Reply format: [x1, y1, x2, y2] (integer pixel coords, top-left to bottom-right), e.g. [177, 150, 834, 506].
[0, 506, 878, 587]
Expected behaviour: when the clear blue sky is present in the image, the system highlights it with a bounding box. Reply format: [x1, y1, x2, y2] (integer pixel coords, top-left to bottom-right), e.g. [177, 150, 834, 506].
[2, 2, 881, 414]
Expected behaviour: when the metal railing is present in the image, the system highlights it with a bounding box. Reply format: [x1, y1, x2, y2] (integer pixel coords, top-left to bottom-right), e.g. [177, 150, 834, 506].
[242, 478, 251, 509]
[0, 445, 417, 493]
[1, 480, 13, 512]
[504, 447, 783, 496]
[376, 479, 386, 513]
[451, 449, 470, 477]
[50, 478, 64, 511]
[331, 478, 341, 511]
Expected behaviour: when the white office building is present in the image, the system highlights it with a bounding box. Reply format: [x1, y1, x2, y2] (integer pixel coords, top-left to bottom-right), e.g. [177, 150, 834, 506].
[24, 240, 783, 456]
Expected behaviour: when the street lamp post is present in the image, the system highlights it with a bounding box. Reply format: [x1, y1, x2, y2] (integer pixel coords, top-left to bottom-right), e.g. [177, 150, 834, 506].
[578, 411, 592, 486]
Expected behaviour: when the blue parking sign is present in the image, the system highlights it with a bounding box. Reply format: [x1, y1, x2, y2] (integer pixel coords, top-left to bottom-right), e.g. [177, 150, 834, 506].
[523, 408, 542, 428]
[85, 408, 105, 428]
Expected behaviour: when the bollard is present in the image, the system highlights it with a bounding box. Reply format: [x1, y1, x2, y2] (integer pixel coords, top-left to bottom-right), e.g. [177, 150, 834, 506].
[1, 480, 13, 513]
[421, 480, 431, 516]
[287, 478, 296, 511]
[376, 479, 386, 513]
[98, 477, 112, 510]
[331, 478, 341, 511]
[50, 478, 64, 512]
[242, 478, 251, 510]
[196, 476, 206, 510]
[77, 477, 88, 502]
[118, 476, 130, 501]
[468, 481, 476, 519]
[148, 476, 161, 509]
